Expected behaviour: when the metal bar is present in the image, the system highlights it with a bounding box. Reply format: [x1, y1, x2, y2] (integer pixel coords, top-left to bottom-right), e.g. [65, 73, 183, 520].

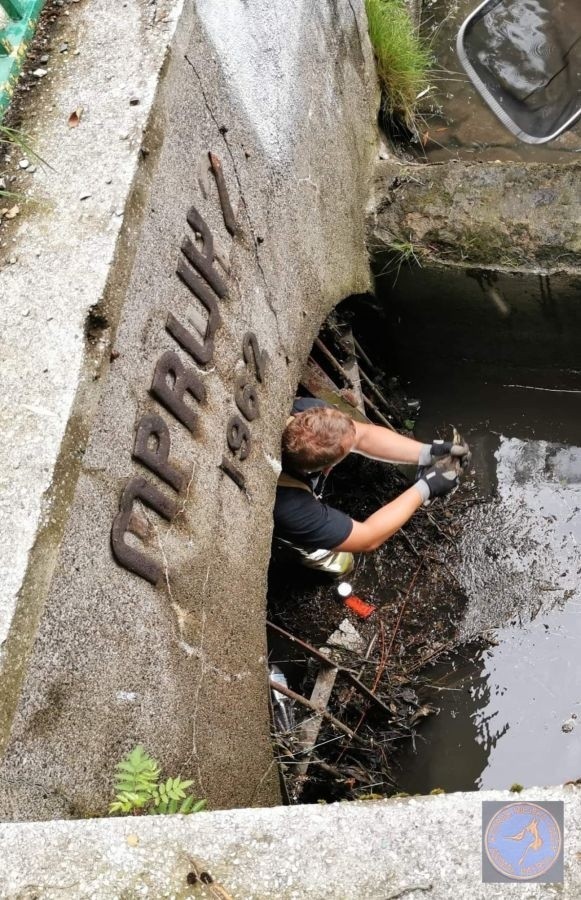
[358, 365, 398, 417]
[267, 620, 392, 718]
[268, 678, 367, 747]
[353, 336, 378, 374]
[337, 326, 365, 415]
[362, 392, 396, 431]
[314, 337, 354, 388]
[300, 358, 369, 424]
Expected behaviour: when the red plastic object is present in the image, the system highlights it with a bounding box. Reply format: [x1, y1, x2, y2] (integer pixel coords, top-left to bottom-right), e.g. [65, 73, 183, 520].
[344, 594, 376, 619]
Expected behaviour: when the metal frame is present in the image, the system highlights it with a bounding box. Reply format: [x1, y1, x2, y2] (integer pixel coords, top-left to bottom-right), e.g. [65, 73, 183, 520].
[457, 0, 581, 144]
[0, 0, 46, 120]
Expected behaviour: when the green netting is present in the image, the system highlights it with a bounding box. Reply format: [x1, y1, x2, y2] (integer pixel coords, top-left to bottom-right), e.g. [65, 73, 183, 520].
[0, 0, 46, 120]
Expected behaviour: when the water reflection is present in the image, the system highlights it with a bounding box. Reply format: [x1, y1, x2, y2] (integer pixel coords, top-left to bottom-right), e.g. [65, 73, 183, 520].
[463, 0, 581, 139]
[397, 436, 581, 793]
[419, 0, 581, 160]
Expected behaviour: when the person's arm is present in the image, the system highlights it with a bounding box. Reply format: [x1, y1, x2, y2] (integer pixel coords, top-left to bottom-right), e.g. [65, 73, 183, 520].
[351, 421, 470, 467]
[333, 462, 460, 553]
[333, 485, 423, 552]
[352, 420, 424, 465]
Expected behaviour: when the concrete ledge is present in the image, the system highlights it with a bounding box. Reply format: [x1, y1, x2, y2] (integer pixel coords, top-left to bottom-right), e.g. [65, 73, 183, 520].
[372, 159, 581, 273]
[0, 787, 579, 898]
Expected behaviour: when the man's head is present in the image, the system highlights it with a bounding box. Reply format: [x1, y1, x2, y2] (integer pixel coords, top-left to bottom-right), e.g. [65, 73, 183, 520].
[282, 406, 356, 475]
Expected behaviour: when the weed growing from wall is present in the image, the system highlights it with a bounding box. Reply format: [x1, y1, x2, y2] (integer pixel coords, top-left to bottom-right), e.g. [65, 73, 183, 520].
[110, 745, 207, 816]
[365, 0, 432, 127]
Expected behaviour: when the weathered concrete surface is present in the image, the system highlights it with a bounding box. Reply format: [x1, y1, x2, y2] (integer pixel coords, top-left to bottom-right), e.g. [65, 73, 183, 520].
[0, 787, 580, 898]
[372, 159, 581, 272]
[0, 0, 378, 818]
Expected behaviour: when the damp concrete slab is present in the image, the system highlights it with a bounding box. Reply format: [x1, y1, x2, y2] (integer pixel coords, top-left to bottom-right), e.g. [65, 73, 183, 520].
[0, 786, 579, 898]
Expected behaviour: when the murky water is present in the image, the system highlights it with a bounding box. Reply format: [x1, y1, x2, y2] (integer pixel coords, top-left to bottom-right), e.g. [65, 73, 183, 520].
[372, 266, 581, 791]
[419, 0, 581, 160]
[460, 0, 581, 142]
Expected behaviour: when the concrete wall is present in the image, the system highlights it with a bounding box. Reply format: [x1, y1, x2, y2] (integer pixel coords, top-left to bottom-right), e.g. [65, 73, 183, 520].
[372, 159, 581, 273]
[0, 786, 578, 898]
[0, 0, 378, 819]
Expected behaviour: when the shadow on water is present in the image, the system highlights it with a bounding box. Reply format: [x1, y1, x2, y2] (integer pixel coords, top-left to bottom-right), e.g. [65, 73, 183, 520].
[364, 262, 581, 792]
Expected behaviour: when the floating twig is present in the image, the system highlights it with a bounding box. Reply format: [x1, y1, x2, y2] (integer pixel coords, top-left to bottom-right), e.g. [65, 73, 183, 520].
[269, 679, 368, 747]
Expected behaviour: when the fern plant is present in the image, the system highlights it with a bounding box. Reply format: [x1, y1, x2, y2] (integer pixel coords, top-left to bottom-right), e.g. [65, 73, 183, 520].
[109, 745, 207, 816]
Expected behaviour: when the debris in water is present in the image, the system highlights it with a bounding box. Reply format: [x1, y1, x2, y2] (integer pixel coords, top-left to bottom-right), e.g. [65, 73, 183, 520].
[486, 285, 511, 318]
[270, 665, 295, 733]
[327, 619, 365, 653]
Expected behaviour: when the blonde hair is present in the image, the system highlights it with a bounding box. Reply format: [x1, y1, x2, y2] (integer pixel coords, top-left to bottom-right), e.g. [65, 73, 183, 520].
[282, 407, 356, 474]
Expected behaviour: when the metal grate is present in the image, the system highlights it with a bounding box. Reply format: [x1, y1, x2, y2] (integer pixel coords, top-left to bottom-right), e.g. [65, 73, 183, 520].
[0, 0, 46, 120]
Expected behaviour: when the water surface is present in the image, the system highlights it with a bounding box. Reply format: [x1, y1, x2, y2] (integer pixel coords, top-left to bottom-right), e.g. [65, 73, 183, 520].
[419, 0, 581, 160]
[371, 266, 581, 791]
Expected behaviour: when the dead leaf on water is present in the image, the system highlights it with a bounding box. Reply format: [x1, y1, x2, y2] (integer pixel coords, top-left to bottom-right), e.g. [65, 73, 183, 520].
[68, 107, 84, 128]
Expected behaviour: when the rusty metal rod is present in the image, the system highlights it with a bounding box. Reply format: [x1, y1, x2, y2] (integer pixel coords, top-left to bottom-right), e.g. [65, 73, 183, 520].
[311, 338, 397, 430]
[314, 337, 354, 388]
[353, 336, 377, 373]
[269, 679, 368, 747]
[362, 392, 396, 431]
[358, 366, 398, 417]
[208, 152, 239, 237]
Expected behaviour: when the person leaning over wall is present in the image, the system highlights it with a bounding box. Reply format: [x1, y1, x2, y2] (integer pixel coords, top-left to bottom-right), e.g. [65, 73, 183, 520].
[272, 398, 470, 576]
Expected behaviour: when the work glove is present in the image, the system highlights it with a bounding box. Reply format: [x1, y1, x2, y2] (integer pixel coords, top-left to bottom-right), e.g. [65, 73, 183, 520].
[414, 461, 459, 504]
[418, 439, 471, 468]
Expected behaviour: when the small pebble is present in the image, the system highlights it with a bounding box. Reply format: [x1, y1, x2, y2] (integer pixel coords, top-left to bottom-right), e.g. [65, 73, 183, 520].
[19, 159, 30, 169]
[73, 49, 80, 56]
[32, 68, 48, 78]
[28, 165, 37, 174]
[104, 177, 112, 184]
[129, 96, 140, 106]
[80, 193, 92, 201]
[8, 256, 17, 264]
[59, 42, 69, 52]
[40, 54, 49, 63]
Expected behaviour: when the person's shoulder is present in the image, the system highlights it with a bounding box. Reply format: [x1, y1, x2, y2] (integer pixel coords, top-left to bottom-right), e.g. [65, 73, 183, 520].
[292, 397, 329, 415]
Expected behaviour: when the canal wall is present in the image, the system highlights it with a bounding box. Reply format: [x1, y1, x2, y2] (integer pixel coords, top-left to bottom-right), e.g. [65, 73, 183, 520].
[372, 159, 581, 273]
[0, 0, 379, 819]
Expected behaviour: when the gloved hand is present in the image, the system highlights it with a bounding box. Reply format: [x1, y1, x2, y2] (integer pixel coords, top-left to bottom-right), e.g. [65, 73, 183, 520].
[418, 439, 471, 468]
[414, 462, 459, 503]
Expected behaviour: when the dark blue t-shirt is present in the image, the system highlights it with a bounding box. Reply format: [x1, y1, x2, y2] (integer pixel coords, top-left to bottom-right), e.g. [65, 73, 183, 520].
[273, 398, 354, 550]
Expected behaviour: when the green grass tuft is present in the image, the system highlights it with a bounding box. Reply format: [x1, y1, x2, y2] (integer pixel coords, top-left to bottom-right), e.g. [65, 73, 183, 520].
[365, 0, 432, 126]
